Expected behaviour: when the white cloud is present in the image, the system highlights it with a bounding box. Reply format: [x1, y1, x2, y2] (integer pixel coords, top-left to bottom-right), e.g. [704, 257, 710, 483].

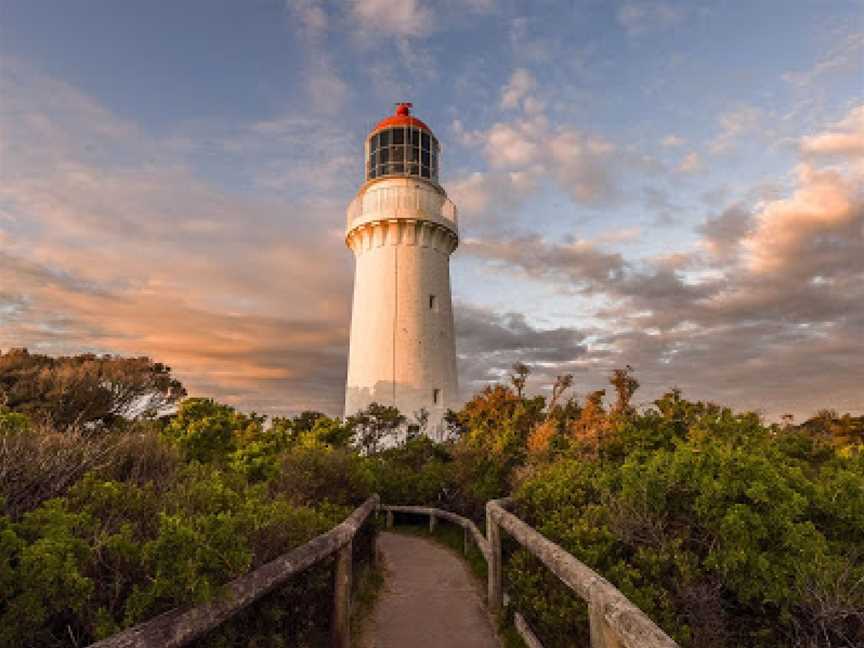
[350, 0, 433, 37]
[500, 68, 536, 110]
[800, 104, 864, 159]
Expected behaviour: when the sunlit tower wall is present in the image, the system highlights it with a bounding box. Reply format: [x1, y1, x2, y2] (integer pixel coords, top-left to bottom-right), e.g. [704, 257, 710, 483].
[344, 103, 459, 439]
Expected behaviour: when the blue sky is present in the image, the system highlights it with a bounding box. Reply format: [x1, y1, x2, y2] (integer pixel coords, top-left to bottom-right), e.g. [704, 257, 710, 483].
[1, 0, 862, 418]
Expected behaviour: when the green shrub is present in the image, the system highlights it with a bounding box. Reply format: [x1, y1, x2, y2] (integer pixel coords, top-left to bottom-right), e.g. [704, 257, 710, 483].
[513, 406, 864, 647]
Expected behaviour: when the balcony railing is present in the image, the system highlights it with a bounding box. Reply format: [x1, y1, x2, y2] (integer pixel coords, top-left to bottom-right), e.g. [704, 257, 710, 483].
[346, 182, 457, 232]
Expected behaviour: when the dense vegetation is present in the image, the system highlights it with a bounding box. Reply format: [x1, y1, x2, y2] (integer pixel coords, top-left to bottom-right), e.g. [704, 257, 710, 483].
[1, 349, 862, 647]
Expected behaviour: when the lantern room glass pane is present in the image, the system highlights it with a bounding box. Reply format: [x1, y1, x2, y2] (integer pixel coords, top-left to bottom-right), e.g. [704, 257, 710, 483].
[379, 148, 389, 163]
[421, 132, 430, 150]
[421, 166, 430, 178]
[379, 130, 390, 147]
[391, 146, 404, 162]
[421, 150, 430, 166]
[408, 163, 419, 175]
[392, 127, 404, 145]
[392, 163, 404, 173]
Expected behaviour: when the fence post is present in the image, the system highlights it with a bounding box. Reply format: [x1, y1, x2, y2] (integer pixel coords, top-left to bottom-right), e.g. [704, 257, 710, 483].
[589, 595, 624, 648]
[386, 510, 393, 528]
[331, 540, 352, 648]
[486, 503, 503, 614]
[429, 513, 437, 533]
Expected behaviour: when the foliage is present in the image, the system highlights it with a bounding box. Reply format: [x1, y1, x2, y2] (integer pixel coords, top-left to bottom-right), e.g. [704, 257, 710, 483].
[1, 349, 862, 648]
[510, 393, 864, 648]
[0, 399, 370, 648]
[0, 348, 185, 431]
[346, 402, 406, 454]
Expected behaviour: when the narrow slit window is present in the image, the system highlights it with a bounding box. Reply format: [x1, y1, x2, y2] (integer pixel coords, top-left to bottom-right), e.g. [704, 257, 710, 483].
[433, 388, 440, 405]
[429, 294, 437, 311]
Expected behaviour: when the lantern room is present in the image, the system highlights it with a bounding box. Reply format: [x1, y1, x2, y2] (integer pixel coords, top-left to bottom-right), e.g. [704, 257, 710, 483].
[366, 103, 440, 183]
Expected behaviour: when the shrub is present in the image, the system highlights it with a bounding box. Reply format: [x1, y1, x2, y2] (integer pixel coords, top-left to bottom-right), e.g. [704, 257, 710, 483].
[512, 404, 864, 647]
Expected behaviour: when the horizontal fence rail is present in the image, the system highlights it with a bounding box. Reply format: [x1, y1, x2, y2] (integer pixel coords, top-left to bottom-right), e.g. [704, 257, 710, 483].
[380, 504, 489, 561]
[89, 495, 380, 648]
[94, 496, 678, 648]
[487, 498, 679, 648]
[381, 504, 542, 647]
[382, 501, 678, 648]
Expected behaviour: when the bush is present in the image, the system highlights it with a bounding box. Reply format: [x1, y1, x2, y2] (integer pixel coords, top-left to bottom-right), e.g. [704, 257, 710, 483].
[512, 403, 864, 647]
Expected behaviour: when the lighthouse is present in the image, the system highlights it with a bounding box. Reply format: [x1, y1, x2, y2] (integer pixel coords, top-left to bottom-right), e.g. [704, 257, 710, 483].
[344, 103, 459, 439]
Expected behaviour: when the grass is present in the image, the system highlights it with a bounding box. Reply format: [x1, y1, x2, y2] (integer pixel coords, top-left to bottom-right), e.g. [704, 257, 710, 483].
[389, 518, 527, 648]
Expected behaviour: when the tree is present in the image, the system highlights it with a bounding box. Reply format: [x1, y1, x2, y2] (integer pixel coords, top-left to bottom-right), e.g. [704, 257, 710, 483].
[610, 365, 639, 414]
[527, 374, 573, 457]
[510, 362, 530, 399]
[0, 349, 185, 431]
[346, 403, 405, 454]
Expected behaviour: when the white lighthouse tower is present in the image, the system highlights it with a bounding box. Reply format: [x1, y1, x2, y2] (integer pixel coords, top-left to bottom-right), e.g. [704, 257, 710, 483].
[344, 103, 459, 439]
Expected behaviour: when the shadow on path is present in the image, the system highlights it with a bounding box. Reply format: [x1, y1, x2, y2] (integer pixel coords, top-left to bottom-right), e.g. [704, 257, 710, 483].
[364, 531, 501, 647]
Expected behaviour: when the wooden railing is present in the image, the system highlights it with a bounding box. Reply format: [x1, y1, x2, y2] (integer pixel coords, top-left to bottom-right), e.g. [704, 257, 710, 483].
[89, 495, 380, 648]
[382, 501, 679, 648]
[92, 495, 678, 648]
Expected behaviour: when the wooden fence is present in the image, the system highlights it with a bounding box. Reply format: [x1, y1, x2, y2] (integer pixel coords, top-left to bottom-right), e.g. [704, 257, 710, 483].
[90, 495, 678, 648]
[88, 494, 379, 648]
[382, 501, 679, 648]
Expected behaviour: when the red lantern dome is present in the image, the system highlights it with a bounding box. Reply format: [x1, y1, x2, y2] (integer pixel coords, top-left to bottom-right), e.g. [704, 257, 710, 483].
[370, 102, 433, 136]
[366, 103, 439, 183]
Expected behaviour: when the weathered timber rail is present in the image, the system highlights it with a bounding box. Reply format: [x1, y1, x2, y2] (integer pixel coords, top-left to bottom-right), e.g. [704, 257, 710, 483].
[89, 495, 380, 648]
[382, 502, 679, 648]
[93, 495, 677, 648]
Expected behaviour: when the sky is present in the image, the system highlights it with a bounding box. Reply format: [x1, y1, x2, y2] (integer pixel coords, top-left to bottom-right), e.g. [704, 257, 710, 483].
[1, 0, 862, 420]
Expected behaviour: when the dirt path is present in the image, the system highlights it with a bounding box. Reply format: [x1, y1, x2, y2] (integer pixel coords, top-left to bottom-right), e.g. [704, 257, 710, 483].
[363, 531, 501, 648]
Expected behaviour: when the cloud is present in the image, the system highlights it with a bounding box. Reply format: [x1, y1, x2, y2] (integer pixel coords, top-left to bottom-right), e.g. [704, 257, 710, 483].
[463, 234, 627, 292]
[446, 169, 541, 224]
[709, 104, 763, 154]
[0, 59, 355, 415]
[741, 163, 862, 277]
[661, 134, 684, 148]
[616, 2, 686, 35]
[350, 0, 433, 37]
[782, 32, 864, 88]
[455, 302, 589, 396]
[286, 0, 329, 39]
[800, 104, 864, 159]
[447, 108, 620, 225]
[676, 151, 703, 174]
[306, 63, 351, 114]
[456, 107, 864, 417]
[698, 205, 752, 260]
[500, 68, 536, 110]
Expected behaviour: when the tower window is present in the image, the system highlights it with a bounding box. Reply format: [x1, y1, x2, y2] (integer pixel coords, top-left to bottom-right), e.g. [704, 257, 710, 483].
[433, 388, 440, 405]
[429, 294, 437, 311]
